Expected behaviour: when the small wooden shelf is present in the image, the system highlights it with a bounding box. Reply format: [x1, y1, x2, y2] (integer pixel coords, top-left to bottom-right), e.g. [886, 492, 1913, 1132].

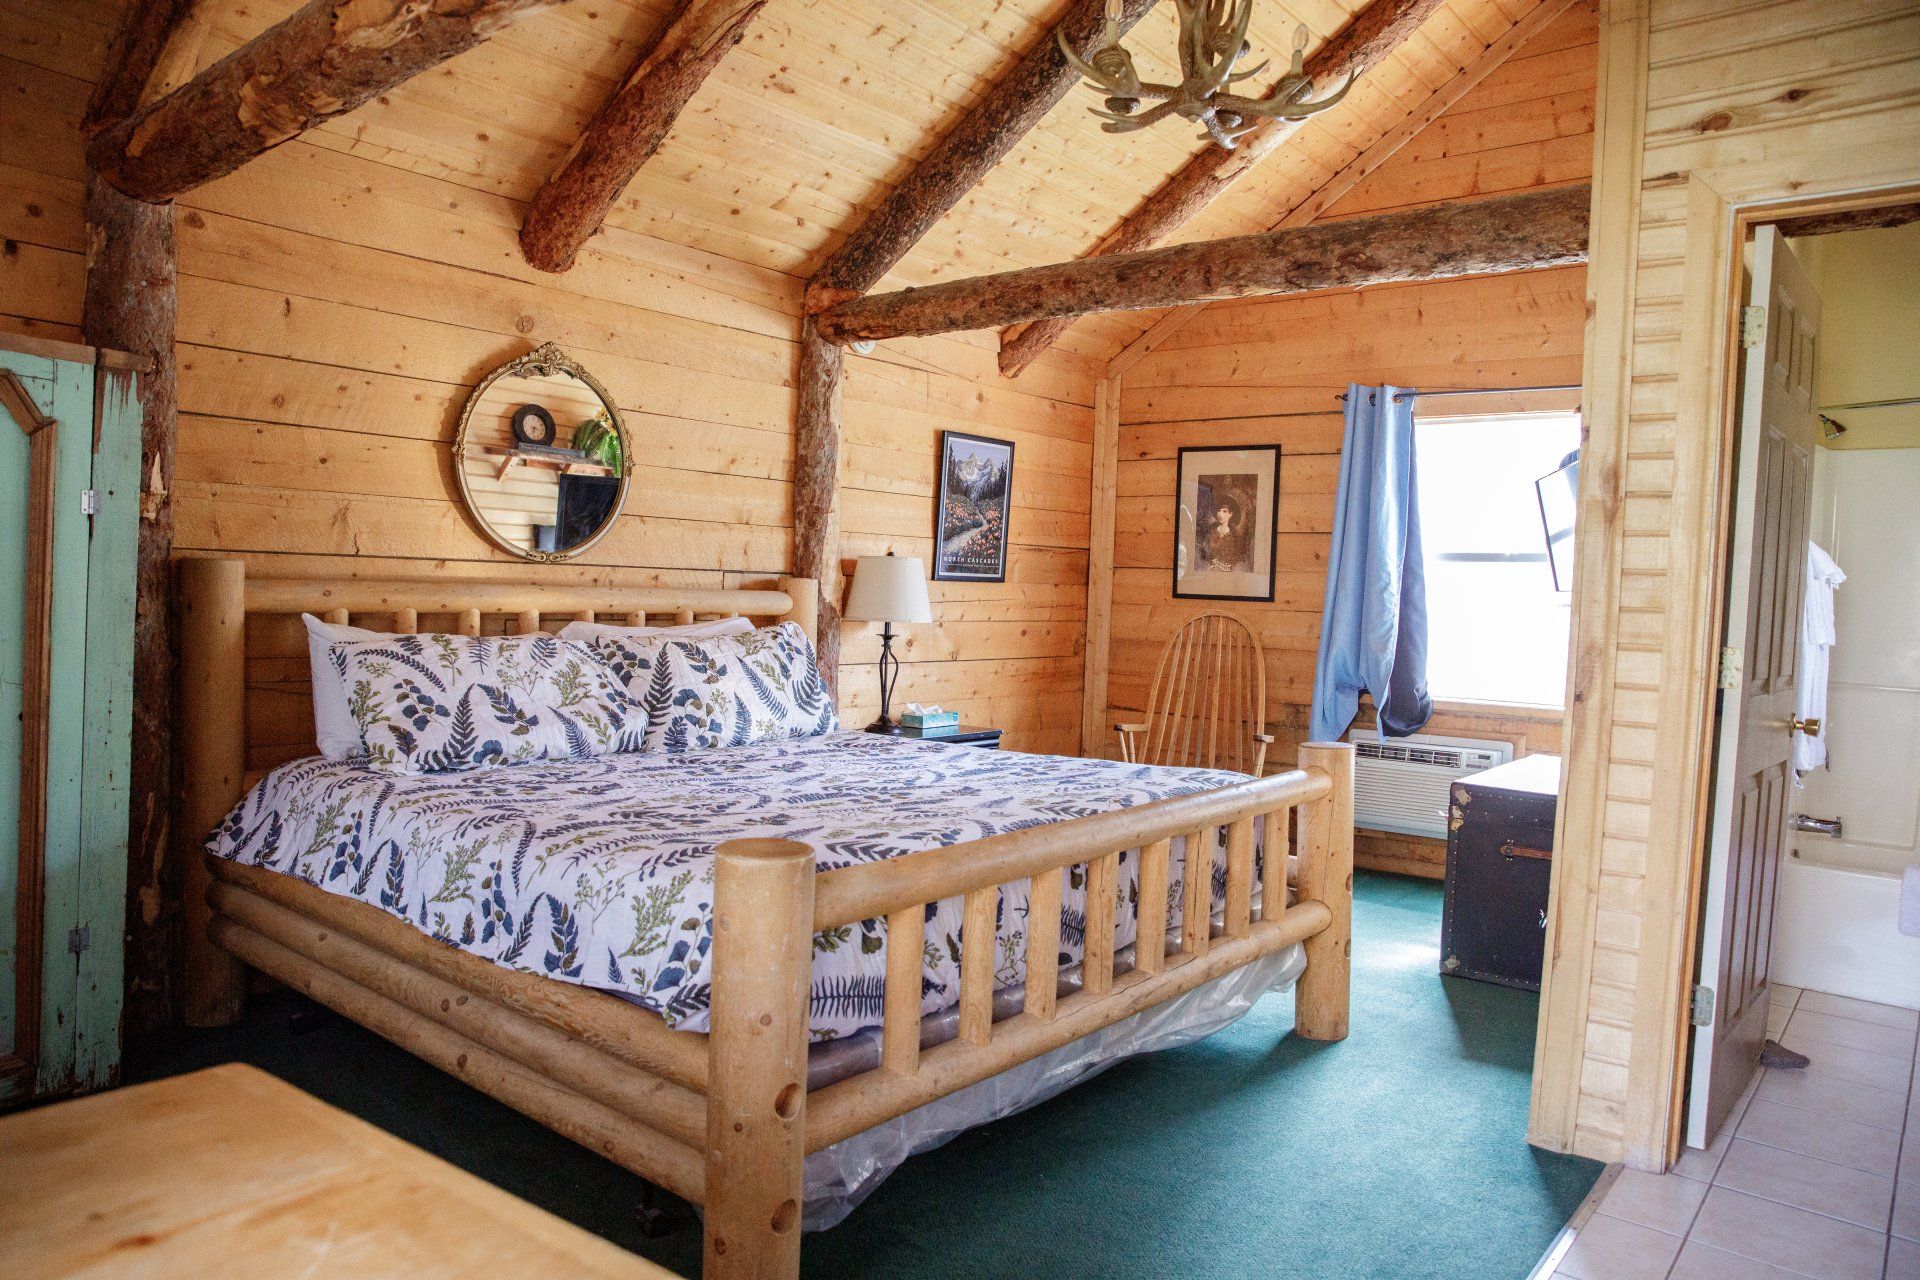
[479, 445, 614, 481]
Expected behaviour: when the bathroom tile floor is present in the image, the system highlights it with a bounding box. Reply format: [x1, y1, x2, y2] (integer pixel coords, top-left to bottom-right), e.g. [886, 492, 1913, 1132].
[1542, 985, 1920, 1280]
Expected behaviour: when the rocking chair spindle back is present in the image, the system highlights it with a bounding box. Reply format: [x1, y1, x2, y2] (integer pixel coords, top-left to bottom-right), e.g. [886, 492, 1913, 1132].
[1116, 612, 1271, 775]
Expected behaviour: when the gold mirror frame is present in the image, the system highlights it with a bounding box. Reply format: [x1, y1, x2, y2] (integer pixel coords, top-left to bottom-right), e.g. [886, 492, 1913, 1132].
[453, 342, 632, 563]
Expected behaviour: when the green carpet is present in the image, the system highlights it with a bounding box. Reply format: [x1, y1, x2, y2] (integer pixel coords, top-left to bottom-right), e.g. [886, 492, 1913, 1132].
[129, 872, 1599, 1278]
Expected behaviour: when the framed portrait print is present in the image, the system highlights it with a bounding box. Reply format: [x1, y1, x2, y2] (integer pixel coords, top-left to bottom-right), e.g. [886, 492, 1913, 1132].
[933, 430, 1015, 582]
[1173, 445, 1281, 601]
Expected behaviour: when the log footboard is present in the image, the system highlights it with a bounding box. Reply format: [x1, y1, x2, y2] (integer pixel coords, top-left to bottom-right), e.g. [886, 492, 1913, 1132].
[702, 740, 1354, 1277]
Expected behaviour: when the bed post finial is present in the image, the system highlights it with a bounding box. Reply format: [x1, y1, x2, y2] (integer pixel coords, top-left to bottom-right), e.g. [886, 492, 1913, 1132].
[178, 556, 250, 1027]
[1294, 741, 1354, 1042]
[706, 837, 814, 1279]
[778, 575, 819, 638]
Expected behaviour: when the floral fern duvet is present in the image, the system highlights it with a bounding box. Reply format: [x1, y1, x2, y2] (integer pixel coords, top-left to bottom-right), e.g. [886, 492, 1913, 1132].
[206, 731, 1262, 1041]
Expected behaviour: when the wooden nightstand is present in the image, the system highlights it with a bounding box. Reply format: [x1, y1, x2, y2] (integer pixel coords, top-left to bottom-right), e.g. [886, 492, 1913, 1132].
[865, 723, 1003, 749]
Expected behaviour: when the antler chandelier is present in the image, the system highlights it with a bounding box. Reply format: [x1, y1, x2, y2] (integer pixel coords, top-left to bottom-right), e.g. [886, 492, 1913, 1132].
[1061, 0, 1354, 149]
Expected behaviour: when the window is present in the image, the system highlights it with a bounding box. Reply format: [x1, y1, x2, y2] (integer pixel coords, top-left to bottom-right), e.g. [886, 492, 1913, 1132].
[1414, 411, 1581, 707]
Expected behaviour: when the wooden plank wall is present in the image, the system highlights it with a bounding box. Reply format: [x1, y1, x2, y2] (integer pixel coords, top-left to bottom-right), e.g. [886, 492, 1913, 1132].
[0, 7, 1097, 768]
[1532, 0, 1920, 1168]
[1104, 4, 1596, 877]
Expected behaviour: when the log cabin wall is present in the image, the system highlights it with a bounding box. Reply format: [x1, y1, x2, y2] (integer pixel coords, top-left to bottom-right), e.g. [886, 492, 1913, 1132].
[1531, 0, 1920, 1171]
[0, 4, 1099, 766]
[1102, 2, 1596, 879]
[1, 0, 1109, 1028]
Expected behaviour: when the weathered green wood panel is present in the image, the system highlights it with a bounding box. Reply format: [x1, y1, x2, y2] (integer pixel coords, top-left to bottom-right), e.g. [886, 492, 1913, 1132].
[71, 366, 140, 1089]
[0, 347, 135, 1102]
[30, 353, 96, 1098]
[0, 357, 56, 1082]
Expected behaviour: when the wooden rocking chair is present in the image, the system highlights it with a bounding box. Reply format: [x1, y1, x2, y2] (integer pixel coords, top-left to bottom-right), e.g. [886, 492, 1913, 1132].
[1116, 612, 1272, 775]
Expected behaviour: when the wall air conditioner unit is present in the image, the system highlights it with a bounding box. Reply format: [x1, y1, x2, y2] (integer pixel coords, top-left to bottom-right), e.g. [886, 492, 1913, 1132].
[1346, 730, 1514, 839]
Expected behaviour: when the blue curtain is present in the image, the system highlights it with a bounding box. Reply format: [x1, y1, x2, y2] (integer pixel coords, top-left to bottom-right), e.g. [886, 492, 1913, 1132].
[1309, 383, 1432, 744]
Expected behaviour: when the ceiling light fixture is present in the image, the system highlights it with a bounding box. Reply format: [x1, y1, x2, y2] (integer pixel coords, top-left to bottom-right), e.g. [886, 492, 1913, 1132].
[1061, 0, 1354, 149]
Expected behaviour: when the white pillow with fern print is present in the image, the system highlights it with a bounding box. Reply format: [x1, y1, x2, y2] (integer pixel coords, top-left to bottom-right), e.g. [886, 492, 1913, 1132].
[593, 622, 837, 752]
[331, 633, 647, 774]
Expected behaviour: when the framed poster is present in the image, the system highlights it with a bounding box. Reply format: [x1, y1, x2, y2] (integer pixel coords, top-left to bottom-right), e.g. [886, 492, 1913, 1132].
[933, 430, 1015, 582]
[1173, 444, 1281, 601]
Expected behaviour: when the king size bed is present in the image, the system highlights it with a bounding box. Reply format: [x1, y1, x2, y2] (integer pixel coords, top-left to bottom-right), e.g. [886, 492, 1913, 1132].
[176, 557, 1354, 1280]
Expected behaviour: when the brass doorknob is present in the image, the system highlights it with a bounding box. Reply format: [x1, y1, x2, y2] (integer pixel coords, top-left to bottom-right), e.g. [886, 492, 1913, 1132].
[1790, 717, 1821, 737]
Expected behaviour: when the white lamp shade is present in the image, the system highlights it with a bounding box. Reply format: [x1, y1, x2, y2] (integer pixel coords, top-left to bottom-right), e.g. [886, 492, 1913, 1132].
[843, 555, 932, 624]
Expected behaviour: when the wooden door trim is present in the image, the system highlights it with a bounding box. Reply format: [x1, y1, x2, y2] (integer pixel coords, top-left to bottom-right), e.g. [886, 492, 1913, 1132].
[5, 375, 56, 1099]
[1530, 21, 1920, 1159]
[1653, 177, 1920, 1167]
[1527, 0, 1649, 1160]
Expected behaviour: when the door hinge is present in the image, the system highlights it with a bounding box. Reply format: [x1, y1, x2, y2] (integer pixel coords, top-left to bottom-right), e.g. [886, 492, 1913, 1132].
[1740, 305, 1767, 349]
[1718, 646, 1743, 690]
[79, 488, 102, 516]
[67, 924, 91, 956]
[1690, 984, 1715, 1027]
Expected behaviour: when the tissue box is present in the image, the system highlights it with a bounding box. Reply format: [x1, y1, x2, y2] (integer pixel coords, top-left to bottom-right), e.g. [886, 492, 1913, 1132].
[901, 709, 959, 730]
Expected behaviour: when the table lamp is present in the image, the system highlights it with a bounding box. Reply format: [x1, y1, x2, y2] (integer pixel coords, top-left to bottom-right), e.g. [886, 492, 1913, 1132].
[843, 553, 932, 729]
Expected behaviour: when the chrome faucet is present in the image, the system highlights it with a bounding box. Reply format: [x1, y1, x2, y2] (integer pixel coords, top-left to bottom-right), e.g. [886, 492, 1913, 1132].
[1791, 813, 1843, 838]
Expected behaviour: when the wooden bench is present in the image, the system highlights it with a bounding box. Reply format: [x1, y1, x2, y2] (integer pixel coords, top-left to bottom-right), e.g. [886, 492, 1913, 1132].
[0, 1064, 678, 1280]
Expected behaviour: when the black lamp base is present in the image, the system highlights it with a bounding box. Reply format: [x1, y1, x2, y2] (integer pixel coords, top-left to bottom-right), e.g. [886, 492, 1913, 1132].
[873, 621, 902, 729]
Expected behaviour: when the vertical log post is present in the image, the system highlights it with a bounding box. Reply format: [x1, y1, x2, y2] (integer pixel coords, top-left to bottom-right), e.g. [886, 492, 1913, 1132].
[777, 576, 818, 651]
[705, 838, 814, 1279]
[791, 317, 844, 697]
[175, 557, 247, 1026]
[83, 174, 180, 1036]
[1295, 742, 1354, 1042]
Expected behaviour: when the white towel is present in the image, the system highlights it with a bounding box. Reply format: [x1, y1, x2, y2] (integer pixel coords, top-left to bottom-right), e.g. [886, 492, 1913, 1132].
[1902, 867, 1920, 939]
[1794, 543, 1846, 779]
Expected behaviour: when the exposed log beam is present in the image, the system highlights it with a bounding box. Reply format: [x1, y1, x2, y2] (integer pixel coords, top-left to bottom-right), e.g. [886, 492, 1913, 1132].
[791, 318, 845, 699]
[87, 0, 565, 203]
[521, 0, 769, 274]
[82, 0, 195, 135]
[817, 184, 1592, 345]
[1105, 0, 1580, 378]
[803, 0, 1160, 313]
[997, 0, 1445, 376]
[1772, 201, 1920, 239]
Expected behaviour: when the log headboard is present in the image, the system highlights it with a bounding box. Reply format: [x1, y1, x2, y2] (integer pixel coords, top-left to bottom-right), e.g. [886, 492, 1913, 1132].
[174, 555, 818, 1024]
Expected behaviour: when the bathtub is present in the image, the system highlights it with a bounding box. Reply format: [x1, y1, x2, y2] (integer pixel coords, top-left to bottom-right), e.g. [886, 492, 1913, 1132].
[1772, 844, 1920, 1012]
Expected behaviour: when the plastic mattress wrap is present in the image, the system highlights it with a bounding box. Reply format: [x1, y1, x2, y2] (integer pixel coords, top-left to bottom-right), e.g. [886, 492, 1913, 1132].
[796, 940, 1306, 1230]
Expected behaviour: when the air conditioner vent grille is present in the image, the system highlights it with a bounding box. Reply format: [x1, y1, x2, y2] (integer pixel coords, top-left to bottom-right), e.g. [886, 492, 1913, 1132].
[1346, 731, 1515, 838]
[1354, 740, 1471, 770]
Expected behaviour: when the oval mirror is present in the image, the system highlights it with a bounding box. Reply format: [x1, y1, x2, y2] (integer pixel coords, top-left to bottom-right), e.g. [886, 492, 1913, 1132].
[454, 343, 631, 561]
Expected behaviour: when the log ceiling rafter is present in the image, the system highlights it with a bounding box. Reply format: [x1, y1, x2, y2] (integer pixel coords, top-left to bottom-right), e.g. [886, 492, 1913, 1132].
[1108, 0, 1582, 377]
[996, 0, 1447, 377]
[814, 183, 1593, 345]
[801, 0, 1162, 314]
[87, 0, 568, 203]
[81, 0, 196, 135]
[791, 0, 1163, 692]
[520, 0, 772, 274]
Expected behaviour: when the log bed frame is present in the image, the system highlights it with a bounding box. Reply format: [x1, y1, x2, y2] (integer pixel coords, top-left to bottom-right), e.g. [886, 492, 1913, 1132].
[177, 556, 1355, 1280]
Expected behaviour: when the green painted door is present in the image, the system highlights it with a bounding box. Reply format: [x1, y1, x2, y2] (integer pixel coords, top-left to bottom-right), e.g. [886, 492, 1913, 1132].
[0, 346, 139, 1104]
